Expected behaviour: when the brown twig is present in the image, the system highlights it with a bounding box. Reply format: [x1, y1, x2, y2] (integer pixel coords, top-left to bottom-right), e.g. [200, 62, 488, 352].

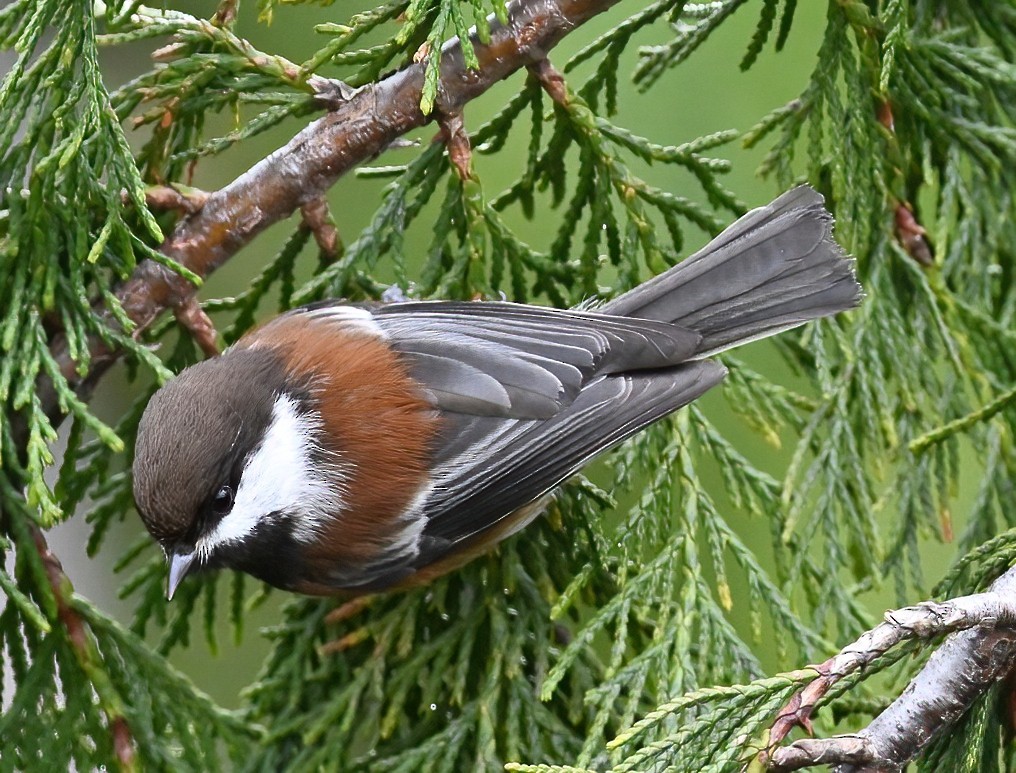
[29, 522, 137, 771]
[319, 627, 371, 656]
[771, 736, 877, 771]
[142, 184, 209, 214]
[894, 203, 933, 266]
[308, 76, 361, 109]
[437, 111, 473, 180]
[300, 197, 342, 262]
[876, 99, 895, 134]
[876, 100, 934, 267]
[768, 662, 832, 742]
[212, 0, 238, 27]
[32, 0, 623, 444]
[529, 57, 568, 105]
[173, 297, 220, 356]
[325, 594, 376, 625]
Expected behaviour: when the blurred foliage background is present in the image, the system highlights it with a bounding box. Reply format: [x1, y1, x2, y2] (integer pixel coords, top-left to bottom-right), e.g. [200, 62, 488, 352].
[2, 0, 1015, 770]
[57, 0, 837, 705]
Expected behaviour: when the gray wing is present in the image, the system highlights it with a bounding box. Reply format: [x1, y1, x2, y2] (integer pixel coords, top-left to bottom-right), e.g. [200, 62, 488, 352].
[363, 302, 724, 575]
[371, 301, 703, 421]
[409, 362, 726, 568]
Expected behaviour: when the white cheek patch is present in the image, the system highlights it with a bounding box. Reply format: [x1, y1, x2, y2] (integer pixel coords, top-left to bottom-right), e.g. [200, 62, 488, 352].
[197, 393, 350, 559]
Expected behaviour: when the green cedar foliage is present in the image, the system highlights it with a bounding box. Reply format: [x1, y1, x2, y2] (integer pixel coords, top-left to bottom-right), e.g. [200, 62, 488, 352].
[1, 0, 1014, 770]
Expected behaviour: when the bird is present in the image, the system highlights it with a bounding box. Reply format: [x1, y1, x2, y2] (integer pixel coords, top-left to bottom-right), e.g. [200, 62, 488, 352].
[132, 185, 861, 600]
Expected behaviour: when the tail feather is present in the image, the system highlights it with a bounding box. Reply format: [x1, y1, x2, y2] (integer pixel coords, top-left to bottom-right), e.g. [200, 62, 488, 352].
[601, 186, 862, 356]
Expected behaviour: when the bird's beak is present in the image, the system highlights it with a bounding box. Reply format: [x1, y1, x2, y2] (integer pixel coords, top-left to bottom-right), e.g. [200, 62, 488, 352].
[167, 549, 197, 600]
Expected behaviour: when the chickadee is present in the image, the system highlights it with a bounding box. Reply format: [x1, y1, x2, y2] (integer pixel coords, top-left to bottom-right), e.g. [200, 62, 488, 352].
[132, 186, 861, 599]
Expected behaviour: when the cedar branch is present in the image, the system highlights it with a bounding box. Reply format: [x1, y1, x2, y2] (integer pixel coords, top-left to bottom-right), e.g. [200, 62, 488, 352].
[39, 0, 622, 436]
[10, 4, 619, 758]
[29, 522, 137, 771]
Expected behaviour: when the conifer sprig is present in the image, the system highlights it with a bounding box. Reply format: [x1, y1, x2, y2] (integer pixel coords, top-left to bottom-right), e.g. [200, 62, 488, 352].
[2, 0, 1014, 769]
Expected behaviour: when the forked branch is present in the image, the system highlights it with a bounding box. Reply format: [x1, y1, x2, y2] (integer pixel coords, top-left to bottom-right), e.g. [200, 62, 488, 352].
[765, 566, 1016, 772]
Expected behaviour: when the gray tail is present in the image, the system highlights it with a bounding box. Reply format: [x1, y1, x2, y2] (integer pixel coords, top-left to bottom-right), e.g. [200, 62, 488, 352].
[601, 186, 862, 356]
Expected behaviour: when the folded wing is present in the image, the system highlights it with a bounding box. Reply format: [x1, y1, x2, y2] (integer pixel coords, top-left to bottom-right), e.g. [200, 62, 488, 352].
[353, 302, 725, 585]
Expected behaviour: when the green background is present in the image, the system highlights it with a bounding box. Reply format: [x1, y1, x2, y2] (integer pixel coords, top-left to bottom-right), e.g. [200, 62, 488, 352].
[39, 0, 964, 708]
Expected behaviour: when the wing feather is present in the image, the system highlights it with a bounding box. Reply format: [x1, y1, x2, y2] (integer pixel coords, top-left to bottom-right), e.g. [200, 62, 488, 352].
[281, 300, 722, 590]
[413, 361, 726, 563]
[371, 301, 701, 419]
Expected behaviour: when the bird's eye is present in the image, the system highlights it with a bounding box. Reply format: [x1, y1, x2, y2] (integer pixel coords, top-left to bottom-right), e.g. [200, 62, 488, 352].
[211, 485, 234, 516]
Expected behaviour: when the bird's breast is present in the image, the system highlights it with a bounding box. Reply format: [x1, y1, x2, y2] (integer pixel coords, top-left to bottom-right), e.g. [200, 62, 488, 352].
[237, 310, 440, 586]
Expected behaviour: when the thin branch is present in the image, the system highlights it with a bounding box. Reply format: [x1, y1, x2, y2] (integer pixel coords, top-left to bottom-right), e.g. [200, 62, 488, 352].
[29, 522, 137, 771]
[876, 100, 933, 267]
[771, 737, 878, 771]
[766, 566, 1016, 772]
[35, 0, 622, 441]
[529, 57, 568, 105]
[437, 110, 473, 180]
[909, 381, 1016, 455]
[300, 197, 342, 261]
[893, 202, 933, 266]
[173, 297, 220, 356]
[142, 184, 209, 215]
